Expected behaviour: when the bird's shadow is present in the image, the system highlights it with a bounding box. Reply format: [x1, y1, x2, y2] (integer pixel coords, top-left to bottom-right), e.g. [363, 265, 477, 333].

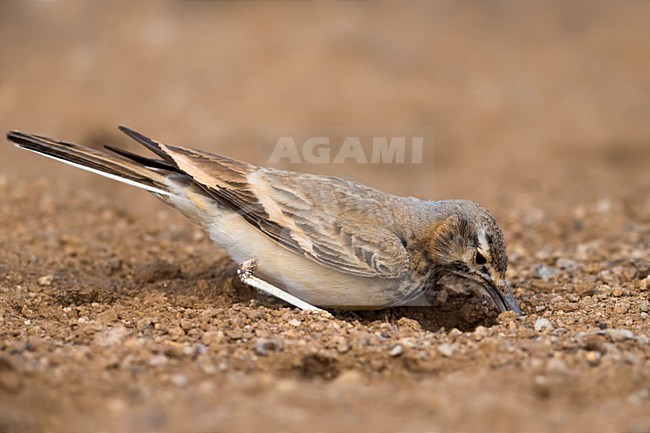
[331, 307, 499, 333]
[228, 275, 502, 333]
[137, 260, 502, 333]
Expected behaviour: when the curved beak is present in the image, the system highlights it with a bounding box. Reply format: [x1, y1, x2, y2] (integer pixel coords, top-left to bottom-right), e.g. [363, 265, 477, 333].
[486, 279, 523, 315]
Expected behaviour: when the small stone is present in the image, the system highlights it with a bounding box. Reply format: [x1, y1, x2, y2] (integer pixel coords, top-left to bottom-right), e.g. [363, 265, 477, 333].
[534, 318, 554, 332]
[335, 340, 351, 354]
[614, 302, 628, 314]
[288, 319, 302, 327]
[632, 260, 650, 280]
[201, 331, 222, 346]
[603, 328, 634, 342]
[640, 277, 649, 291]
[639, 301, 649, 313]
[226, 329, 243, 340]
[97, 309, 118, 324]
[497, 311, 518, 325]
[180, 319, 193, 331]
[199, 362, 217, 375]
[105, 258, 123, 275]
[37, 275, 53, 286]
[389, 344, 404, 357]
[437, 343, 455, 358]
[583, 334, 605, 352]
[123, 338, 141, 350]
[585, 351, 601, 366]
[163, 343, 188, 359]
[396, 317, 422, 332]
[94, 325, 129, 347]
[148, 355, 169, 367]
[640, 312, 648, 320]
[168, 326, 185, 337]
[534, 265, 560, 280]
[556, 258, 577, 271]
[473, 326, 489, 340]
[254, 339, 281, 356]
[170, 374, 188, 387]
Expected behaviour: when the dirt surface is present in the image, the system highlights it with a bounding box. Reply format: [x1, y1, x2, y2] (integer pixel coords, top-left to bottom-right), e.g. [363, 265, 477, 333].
[1, 2, 650, 433]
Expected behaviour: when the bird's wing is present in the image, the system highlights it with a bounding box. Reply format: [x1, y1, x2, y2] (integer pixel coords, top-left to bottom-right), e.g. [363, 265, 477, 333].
[136, 135, 409, 279]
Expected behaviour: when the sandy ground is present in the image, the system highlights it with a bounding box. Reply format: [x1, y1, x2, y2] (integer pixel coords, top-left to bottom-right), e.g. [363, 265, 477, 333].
[0, 2, 649, 432]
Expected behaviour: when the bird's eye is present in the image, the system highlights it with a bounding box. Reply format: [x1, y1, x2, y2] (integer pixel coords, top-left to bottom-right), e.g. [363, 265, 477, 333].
[475, 251, 487, 265]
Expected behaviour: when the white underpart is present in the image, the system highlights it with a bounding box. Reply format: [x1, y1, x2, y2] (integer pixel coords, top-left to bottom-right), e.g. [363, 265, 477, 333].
[17, 145, 172, 196]
[237, 259, 324, 311]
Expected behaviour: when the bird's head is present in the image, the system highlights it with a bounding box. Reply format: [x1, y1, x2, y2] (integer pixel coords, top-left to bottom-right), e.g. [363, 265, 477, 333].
[428, 201, 522, 315]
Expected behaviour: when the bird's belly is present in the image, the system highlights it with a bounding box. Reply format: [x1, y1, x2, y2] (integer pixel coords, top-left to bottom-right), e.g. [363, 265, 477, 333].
[204, 209, 403, 309]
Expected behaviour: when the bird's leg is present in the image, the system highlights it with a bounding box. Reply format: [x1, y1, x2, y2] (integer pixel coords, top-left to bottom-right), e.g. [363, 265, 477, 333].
[237, 259, 324, 312]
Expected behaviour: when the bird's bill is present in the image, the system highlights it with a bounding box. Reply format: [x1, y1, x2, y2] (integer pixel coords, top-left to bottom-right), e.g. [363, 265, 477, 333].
[487, 279, 523, 315]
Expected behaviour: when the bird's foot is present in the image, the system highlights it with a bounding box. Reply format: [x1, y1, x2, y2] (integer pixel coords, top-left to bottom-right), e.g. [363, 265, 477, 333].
[236, 259, 325, 312]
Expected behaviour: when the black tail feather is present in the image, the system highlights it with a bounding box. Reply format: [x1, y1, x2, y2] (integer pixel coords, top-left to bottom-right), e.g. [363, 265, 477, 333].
[104, 145, 178, 172]
[117, 125, 176, 165]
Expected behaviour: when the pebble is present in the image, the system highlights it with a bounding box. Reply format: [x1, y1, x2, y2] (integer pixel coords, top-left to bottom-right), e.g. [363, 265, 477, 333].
[37, 275, 53, 286]
[602, 328, 634, 342]
[288, 319, 302, 327]
[97, 309, 118, 324]
[585, 351, 601, 366]
[397, 317, 422, 332]
[473, 326, 490, 340]
[582, 334, 605, 352]
[335, 340, 351, 354]
[534, 265, 560, 280]
[534, 318, 554, 332]
[168, 326, 185, 337]
[199, 362, 217, 375]
[201, 331, 222, 346]
[437, 343, 455, 358]
[163, 343, 188, 359]
[640, 277, 649, 291]
[226, 329, 243, 340]
[94, 325, 129, 347]
[170, 374, 189, 387]
[389, 344, 404, 357]
[613, 303, 628, 314]
[556, 258, 577, 270]
[254, 339, 281, 356]
[180, 319, 193, 331]
[148, 355, 169, 367]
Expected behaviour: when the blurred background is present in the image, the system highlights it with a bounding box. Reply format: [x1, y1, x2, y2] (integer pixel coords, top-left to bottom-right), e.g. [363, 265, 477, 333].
[0, 0, 648, 216]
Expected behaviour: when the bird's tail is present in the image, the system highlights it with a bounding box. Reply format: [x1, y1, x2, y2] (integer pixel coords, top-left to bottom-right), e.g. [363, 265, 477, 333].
[6, 130, 175, 197]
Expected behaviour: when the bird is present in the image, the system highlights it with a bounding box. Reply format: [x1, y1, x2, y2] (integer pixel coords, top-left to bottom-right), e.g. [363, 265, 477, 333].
[6, 126, 522, 315]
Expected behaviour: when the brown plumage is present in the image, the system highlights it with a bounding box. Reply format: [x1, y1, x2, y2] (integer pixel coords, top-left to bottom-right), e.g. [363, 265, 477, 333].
[6, 126, 522, 313]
